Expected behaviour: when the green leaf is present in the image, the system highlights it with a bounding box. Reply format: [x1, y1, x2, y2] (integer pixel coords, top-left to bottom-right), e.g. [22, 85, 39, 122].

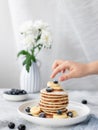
[25, 54, 32, 72]
[17, 49, 37, 72]
[17, 50, 28, 57]
[22, 59, 27, 66]
[31, 55, 36, 62]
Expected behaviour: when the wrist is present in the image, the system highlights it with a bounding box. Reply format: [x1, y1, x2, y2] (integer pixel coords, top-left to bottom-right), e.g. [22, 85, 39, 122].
[86, 62, 98, 75]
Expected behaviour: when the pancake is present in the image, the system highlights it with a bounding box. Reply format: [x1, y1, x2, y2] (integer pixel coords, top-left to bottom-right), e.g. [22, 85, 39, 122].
[40, 99, 68, 105]
[41, 89, 68, 96]
[29, 81, 78, 119]
[43, 109, 68, 115]
[39, 82, 69, 115]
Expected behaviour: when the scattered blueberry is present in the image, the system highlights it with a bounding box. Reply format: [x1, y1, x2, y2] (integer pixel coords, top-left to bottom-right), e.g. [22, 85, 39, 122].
[39, 112, 46, 118]
[46, 87, 53, 92]
[67, 111, 73, 118]
[81, 99, 87, 104]
[18, 124, 26, 130]
[8, 122, 15, 129]
[25, 107, 30, 113]
[57, 110, 62, 115]
[53, 80, 58, 84]
[28, 113, 33, 116]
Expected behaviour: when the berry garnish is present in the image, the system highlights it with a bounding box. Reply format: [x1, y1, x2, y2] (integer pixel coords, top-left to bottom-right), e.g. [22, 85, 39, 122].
[39, 112, 46, 118]
[67, 111, 73, 118]
[8, 122, 15, 129]
[53, 80, 58, 84]
[81, 99, 87, 104]
[57, 110, 62, 115]
[46, 87, 53, 92]
[25, 107, 30, 113]
[28, 113, 33, 116]
[18, 124, 26, 130]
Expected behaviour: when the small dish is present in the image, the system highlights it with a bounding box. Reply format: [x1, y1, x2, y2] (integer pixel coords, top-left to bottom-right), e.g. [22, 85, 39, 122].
[3, 89, 28, 101]
[3, 93, 28, 101]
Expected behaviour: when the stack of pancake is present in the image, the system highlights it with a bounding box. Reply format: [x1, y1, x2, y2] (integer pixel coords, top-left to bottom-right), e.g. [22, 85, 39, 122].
[39, 81, 69, 115]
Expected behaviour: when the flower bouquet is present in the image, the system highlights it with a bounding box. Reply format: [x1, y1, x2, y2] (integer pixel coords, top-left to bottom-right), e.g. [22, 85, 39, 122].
[17, 20, 52, 72]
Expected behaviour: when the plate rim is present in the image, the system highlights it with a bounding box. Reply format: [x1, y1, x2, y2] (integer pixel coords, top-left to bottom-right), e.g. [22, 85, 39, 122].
[17, 99, 90, 121]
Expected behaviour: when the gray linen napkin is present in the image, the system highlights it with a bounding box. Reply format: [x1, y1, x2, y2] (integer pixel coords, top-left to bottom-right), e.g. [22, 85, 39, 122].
[69, 114, 98, 130]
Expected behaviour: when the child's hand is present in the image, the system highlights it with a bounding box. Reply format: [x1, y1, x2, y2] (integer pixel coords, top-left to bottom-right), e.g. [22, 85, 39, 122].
[50, 60, 89, 81]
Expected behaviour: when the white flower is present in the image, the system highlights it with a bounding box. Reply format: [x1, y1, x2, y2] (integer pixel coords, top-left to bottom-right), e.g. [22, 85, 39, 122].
[20, 20, 33, 34]
[33, 20, 49, 31]
[40, 30, 52, 48]
[23, 34, 35, 49]
[20, 20, 52, 50]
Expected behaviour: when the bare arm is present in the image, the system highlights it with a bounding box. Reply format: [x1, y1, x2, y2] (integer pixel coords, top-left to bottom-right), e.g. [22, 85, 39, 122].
[50, 60, 98, 81]
[87, 61, 98, 75]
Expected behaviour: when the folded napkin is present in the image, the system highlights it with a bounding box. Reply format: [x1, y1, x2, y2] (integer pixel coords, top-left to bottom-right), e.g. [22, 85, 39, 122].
[67, 114, 98, 130]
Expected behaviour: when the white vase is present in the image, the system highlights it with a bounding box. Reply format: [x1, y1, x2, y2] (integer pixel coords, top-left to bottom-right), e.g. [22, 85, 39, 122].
[20, 61, 41, 93]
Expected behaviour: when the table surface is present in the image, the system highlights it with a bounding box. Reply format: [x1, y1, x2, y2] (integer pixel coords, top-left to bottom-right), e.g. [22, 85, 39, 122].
[0, 89, 98, 130]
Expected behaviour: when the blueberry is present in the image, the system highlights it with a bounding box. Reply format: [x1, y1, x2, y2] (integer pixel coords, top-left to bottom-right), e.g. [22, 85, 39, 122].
[57, 110, 62, 115]
[6, 91, 12, 95]
[18, 124, 26, 130]
[53, 80, 58, 84]
[11, 89, 16, 91]
[46, 87, 53, 92]
[20, 90, 27, 95]
[15, 89, 20, 95]
[81, 99, 87, 104]
[4, 91, 9, 94]
[25, 107, 30, 113]
[11, 91, 16, 95]
[28, 113, 33, 116]
[8, 122, 15, 129]
[39, 112, 46, 118]
[67, 111, 73, 118]
[10, 89, 19, 95]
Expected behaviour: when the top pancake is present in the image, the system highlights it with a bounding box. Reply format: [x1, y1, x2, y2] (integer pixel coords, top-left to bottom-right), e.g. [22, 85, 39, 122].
[40, 89, 68, 97]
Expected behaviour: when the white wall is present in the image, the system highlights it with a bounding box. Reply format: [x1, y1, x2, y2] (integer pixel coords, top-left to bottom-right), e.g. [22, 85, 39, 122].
[8, 0, 98, 90]
[0, 0, 98, 90]
[0, 0, 19, 88]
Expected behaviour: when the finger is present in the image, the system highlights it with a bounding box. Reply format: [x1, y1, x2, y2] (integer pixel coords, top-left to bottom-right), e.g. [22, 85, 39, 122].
[62, 69, 65, 73]
[52, 60, 64, 70]
[59, 72, 73, 81]
[50, 63, 68, 78]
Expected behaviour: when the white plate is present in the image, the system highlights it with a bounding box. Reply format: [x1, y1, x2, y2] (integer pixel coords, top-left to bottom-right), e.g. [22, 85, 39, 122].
[3, 93, 28, 101]
[17, 100, 90, 127]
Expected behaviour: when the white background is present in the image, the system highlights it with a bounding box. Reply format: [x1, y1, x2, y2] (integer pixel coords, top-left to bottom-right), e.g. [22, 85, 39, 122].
[0, 0, 19, 88]
[0, 0, 98, 90]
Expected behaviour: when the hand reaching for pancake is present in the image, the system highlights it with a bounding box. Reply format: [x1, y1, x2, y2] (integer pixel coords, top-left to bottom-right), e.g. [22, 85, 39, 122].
[50, 60, 90, 81]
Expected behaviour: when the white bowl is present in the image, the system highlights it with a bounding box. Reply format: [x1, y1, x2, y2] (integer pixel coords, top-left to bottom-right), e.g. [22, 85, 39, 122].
[17, 100, 90, 127]
[3, 93, 28, 101]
